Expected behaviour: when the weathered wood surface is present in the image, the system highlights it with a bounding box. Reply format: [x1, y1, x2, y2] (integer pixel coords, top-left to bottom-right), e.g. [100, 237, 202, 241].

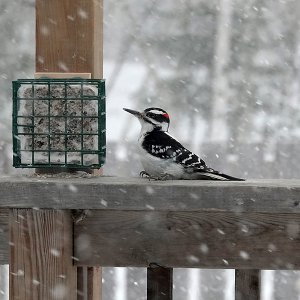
[147, 265, 173, 300]
[77, 267, 102, 300]
[74, 210, 300, 269]
[1, 177, 300, 269]
[87, 267, 102, 300]
[36, 0, 104, 297]
[235, 270, 260, 300]
[77, 267, 85, 300]
[0, 177, 299, 212]
[0, 209, 8, 264]
[36, 0, 103, 78]
[9, 209, 77, 300]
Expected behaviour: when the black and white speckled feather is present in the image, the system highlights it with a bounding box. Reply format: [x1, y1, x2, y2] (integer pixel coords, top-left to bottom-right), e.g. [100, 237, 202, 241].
[123, 107, 245, 181]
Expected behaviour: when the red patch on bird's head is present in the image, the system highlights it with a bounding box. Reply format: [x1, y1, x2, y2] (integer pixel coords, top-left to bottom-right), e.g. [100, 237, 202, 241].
[163, 113, 169, 119]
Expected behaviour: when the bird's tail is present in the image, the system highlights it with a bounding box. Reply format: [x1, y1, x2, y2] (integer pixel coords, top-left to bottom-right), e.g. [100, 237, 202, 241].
[195, 169, 245, 181]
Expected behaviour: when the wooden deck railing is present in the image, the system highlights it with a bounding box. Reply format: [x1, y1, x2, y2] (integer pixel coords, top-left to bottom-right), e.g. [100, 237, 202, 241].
[0, 177, 300, 299]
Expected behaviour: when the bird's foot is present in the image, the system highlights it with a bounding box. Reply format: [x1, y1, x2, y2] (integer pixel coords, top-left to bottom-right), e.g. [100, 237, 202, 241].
[140, 171, 158, 181]
[140, 171, 174, 181]
[140, 171, 151, 178]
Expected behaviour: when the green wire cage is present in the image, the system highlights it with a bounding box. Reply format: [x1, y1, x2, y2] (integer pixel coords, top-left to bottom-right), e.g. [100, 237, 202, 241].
[12, 78, 106, 169]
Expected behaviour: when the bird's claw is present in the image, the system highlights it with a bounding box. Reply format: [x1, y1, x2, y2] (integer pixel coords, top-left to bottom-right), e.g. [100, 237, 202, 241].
[140, 171, 174, 181]
[140, 171, 150, 178]
[140, 171, 157, 181]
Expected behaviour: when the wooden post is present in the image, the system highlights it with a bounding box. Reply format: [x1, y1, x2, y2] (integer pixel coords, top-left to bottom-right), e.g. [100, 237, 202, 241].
[76, 267, 102, 300]
[36, 0, 103, 78]
[9, 1, 104, 300]
[35, 0, 104, 176]
[235, 270, 260, 300]
[87, 267, 102, 300]
[36, 0, 104, 298]
[77, 267, 85, 300]
[9, 209, 76, 300]
[147, 265, 173, 300]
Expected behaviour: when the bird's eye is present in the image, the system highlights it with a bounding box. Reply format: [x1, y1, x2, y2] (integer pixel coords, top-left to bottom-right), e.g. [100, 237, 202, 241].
[146, 112, 156, 118]
[145, 111, 169, 123]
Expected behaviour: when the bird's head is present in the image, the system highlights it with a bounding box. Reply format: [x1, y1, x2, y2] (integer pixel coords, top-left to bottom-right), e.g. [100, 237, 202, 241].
[123, 107, 170, 132]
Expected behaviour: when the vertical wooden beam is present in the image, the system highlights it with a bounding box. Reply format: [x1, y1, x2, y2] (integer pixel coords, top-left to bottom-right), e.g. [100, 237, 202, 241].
[77, 267, 85, 300]
[35, 0, 104, 173]
[0, 209, 8, 265]
[147, 265, 173, 300]
[87, 267, 102, 300]
[92, 0, 103, 79]
[36, 0, 103, 78]
[235, 270, 260, 300]
[35, 2, 104, 299]
[76, 267, 101, 300]
[9, 209, 76, 300]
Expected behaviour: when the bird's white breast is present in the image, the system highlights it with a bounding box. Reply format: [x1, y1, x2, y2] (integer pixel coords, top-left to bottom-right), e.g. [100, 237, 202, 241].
[137, 139, 184, 179]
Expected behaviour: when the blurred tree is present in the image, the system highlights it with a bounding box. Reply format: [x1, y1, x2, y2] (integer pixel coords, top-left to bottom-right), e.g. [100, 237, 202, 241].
[210, 0, 233, 142]
[0, 0, 34, 175]
[107, 0, 300, 150]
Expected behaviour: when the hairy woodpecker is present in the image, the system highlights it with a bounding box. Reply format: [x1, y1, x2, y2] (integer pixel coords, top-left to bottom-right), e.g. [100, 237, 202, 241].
[123, 107, 245, 181]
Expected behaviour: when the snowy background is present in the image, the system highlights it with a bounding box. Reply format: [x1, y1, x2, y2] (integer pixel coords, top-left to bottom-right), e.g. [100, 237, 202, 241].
[1, 0, 300, 299]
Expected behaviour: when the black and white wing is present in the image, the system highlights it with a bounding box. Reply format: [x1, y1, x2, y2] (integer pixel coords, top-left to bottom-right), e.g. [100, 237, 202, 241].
[142, 130, 244, 181]
[172, 145, 243, 180]
[175, 148, 245, 181]
[142, 130, 195, 160]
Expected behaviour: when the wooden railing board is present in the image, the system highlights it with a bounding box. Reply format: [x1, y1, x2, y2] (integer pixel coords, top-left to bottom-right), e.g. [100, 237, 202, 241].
[0, 177, 299, 213]
[0, 177, 299, 300]
[74, 210, 300, 269]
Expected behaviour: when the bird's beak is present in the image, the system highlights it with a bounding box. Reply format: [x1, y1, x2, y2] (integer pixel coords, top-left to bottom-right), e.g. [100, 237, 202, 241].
[123, 108, 143, 118]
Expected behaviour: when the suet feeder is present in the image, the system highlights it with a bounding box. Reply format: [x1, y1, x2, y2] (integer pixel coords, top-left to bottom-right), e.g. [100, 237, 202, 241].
[12, 78, 106, 169]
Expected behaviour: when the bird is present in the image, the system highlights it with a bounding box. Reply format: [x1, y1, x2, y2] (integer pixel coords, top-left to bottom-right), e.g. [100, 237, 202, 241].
[123, 107, 245, 181]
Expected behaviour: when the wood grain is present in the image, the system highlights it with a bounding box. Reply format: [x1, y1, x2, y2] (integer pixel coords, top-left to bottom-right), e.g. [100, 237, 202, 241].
[147, 265, 173, 300]
[87, 267, 102, 300]
[0, 209, 8, 264]
[235, 270, 260, 300]
[0, 177, 300, 213]
[35, 72, 91, 79]
[9, 209, 77, 300]
[77, 267, 85, 300]
[36, 0, 103, 78]
[74, 210, 300, 269]
[76, 267, 102, 300]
